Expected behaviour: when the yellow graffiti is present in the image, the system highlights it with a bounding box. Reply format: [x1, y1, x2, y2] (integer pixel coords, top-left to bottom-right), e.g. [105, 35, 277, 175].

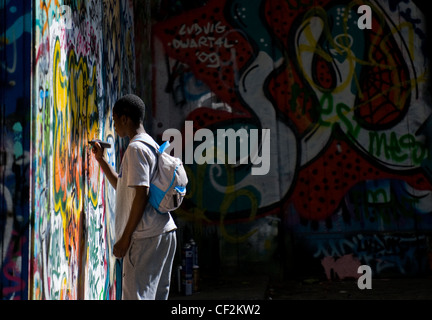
[295, 2, 423, 130]
[217, 159, 258, 243]
[52, 38, 99, 259]
[219, 188, 259, 243]
[176, 147, 258, 243]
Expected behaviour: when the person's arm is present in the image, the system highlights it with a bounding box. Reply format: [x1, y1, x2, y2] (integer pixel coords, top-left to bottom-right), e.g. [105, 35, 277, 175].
[113, 186, 149, 258]
[91, 141, 118, 189]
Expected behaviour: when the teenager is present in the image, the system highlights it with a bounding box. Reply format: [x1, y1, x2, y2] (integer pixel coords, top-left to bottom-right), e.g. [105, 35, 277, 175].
[91, 94, 177, 300]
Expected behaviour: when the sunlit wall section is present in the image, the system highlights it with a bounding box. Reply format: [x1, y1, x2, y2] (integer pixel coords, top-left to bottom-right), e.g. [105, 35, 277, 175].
[30, 0, 135, 300]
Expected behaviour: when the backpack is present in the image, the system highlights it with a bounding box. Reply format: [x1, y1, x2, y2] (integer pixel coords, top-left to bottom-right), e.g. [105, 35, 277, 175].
[134, 135, 188, 214]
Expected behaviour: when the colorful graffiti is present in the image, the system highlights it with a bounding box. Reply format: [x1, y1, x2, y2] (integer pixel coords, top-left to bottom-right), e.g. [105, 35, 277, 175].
[0, 0, 31, 300]
[30, 0, 135, 300]
[317, 233, 429, 278]
[152, 0, 432, 275]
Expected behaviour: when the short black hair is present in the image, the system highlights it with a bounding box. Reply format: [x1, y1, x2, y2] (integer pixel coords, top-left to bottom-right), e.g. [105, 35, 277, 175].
[113, 94, 146, 126]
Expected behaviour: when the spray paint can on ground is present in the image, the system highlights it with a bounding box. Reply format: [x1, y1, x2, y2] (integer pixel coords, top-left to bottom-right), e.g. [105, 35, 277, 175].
[189, 239, 199, 292]
[176, 265, 182, 293]
[193, 265, 200, 292]
[189, 238, 198, 266]
[181, 243, 193, 295]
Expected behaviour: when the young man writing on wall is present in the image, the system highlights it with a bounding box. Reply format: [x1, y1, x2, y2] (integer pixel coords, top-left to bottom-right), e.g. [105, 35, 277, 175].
[91, 94, 177, 300]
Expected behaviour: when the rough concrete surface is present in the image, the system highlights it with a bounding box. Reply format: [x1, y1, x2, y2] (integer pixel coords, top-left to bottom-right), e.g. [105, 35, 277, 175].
[169, 274, 432, 300]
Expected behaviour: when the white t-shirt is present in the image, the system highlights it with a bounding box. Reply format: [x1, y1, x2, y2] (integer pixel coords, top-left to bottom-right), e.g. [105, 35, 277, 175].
[114, 133, 177, 241]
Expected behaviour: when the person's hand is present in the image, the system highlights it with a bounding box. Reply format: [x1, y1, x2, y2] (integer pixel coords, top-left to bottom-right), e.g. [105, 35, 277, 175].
[113, 235, 131, 258]
[91, 141, 104, 162]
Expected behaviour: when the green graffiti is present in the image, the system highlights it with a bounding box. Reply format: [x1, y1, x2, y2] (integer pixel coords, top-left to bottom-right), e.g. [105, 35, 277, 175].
[369, 131, 429, 165]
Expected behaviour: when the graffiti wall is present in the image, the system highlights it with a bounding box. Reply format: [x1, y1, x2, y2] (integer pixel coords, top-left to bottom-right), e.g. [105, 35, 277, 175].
[30, 0, 135, 299]
[0, 0, 32, 300]
[152, 0, 432, 277]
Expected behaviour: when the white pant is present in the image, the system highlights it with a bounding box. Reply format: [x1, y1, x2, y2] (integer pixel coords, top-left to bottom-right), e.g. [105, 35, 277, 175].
[122, 231, 177, 300]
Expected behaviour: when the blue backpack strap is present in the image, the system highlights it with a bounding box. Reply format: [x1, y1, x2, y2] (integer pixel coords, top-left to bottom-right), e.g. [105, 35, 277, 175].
[158, 141, 170, 153]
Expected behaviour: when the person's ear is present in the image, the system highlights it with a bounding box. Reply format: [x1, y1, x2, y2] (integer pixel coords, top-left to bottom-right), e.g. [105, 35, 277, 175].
[121, 114, 128, 125]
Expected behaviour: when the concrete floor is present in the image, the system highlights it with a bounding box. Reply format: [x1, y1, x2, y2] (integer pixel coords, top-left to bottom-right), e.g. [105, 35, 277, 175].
[267, 277, 432, 300]
[169, 273, 432, 300]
